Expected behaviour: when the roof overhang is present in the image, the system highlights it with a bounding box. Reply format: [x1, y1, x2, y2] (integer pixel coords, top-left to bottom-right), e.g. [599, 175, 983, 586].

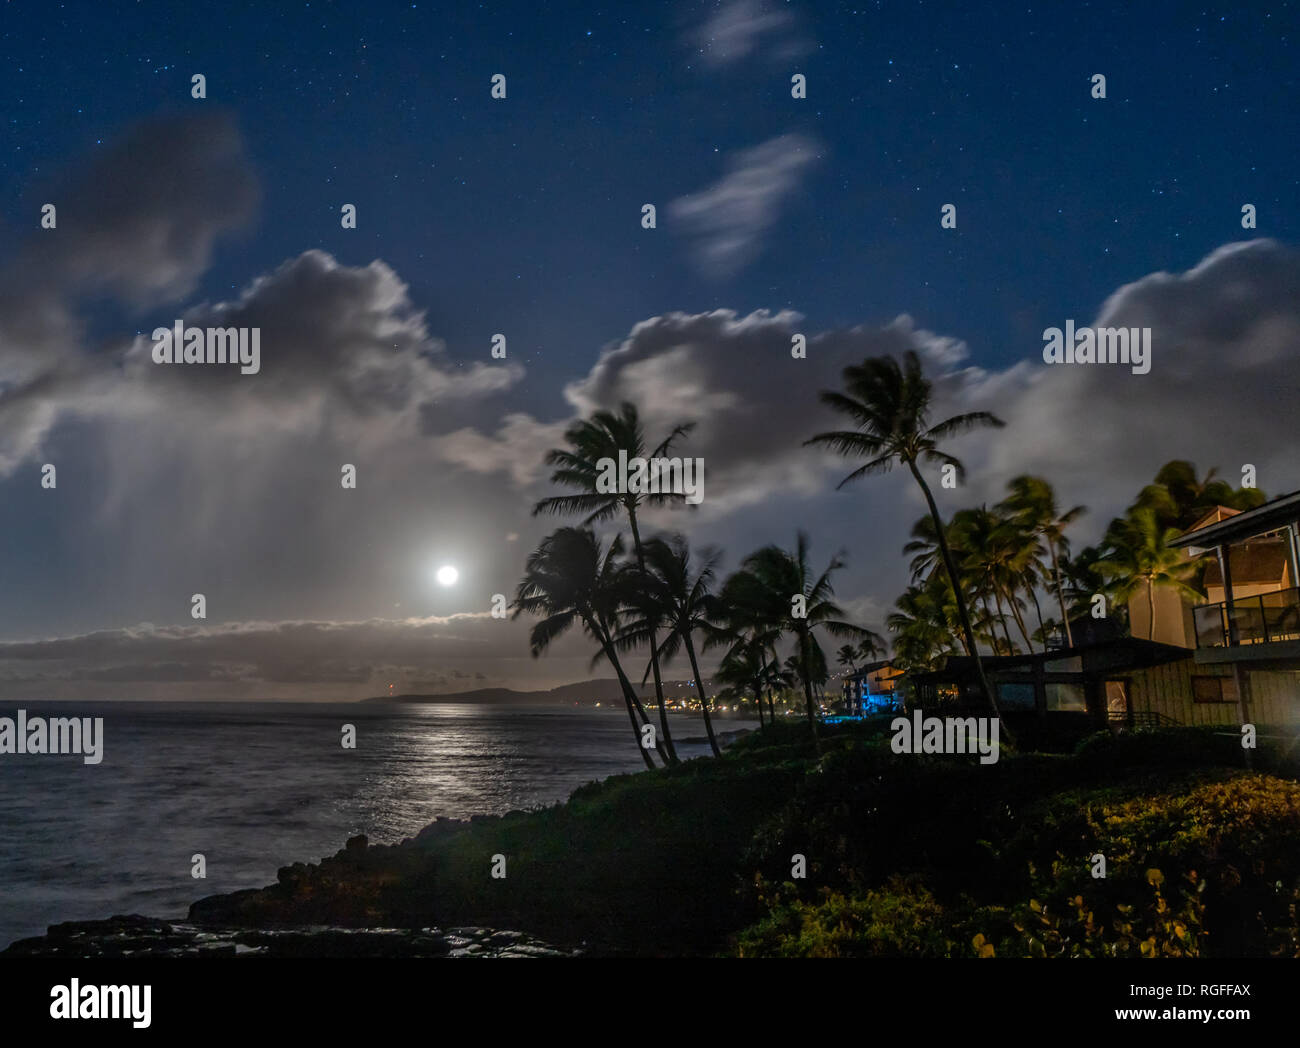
[1171, 490, 1300, 550]
[910, 637, 1192, 684]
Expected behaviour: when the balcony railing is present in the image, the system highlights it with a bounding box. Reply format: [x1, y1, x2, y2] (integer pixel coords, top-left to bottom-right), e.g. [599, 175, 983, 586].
[1192, 586, 1300, 648]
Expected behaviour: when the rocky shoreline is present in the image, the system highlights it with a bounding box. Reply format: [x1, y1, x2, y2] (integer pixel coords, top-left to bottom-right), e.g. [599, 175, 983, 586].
[2, 914, 579, 959]
[2, 818, 587, 959]
[3, 724, 789, 960]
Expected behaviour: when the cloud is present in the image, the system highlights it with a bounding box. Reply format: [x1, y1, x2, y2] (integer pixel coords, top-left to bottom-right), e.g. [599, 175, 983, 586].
[0, 111, 261, 474]
[15, 111, 260, 310]
[0, 114, 523, 479]
[967, 238, 1300, 525]
[2, 113, 1296, 688]
[431, 413, 570, 487]
[118, 249, 521, 442]
[686, 0, 813, 67]
[556, 308, 988, 522]
[441, 239, 1300, 642]
[670, 134, 821, 277]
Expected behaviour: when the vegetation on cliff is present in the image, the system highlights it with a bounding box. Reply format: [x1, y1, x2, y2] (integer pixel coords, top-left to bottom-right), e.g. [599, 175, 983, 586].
[188, 721, 1300, 957]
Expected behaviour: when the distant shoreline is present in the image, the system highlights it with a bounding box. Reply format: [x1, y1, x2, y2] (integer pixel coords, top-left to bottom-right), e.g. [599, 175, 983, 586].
[361, 677, 712, 705]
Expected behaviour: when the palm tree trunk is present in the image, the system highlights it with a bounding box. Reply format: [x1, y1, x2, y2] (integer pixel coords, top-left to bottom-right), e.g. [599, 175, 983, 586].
[941, 573, 973, 656]
[1027, 582, 1045, 649]
[795, 660, 816, 748]
[992, 588, 1015, 653]
[767, 689, 776, 723]
[798, 639, 822, 754]
[1048, 542, 1074, 647]
[1146, 579, 1156, 641]
[598, 618, 659, 732]
[752, 685, 765, 728]
[907, 461, 1011, 740]
[595, 630, 659, 769]
[978, 594, 997, 651]
[683, 633, 722, 757]
[626, 506, 678, 762]
[1005, 586, 1034, 652]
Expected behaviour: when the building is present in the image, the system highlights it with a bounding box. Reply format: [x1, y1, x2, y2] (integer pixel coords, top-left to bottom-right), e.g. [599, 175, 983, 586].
[842, 660, 905, 716]
[1159, 491, 1300, 727]
[908, 492, 1300, 734]
[909, 637, 1191, 732]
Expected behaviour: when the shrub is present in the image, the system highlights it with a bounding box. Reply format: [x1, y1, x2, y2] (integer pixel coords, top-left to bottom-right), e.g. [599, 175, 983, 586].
[976, 775, 1300, 957]
[736, 878, 953, 958]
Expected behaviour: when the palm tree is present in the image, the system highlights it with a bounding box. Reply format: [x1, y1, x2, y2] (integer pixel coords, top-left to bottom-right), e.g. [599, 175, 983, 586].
[1001, 475, 1085, 647]
[857, 634, 884, 663]
[1137, 460, 1266, 530]
[726, 532, 870, 751]
[533, 402, 695, 763]
[805, 351, 1009, 734]
[974, 507, 1040, 653]
[902, 513, 978, 656]
[711, 581, 787, 726]
[714, 640, 768, 726]
[902, 514, 946, 583]
[621, 535, 725, 758]
[512, 527, 661, 769]
[949, 507, 1023, 653]
[887, 577, 962, 673]
[1059, 543, 1123, 628]
[1098, 507, 1205, 640]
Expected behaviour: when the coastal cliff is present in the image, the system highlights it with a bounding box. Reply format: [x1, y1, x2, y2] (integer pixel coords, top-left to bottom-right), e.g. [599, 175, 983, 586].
[8, 722, 1300, 959]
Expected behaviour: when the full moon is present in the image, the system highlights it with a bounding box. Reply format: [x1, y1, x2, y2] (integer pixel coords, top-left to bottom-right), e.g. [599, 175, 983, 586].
[436, 565, 459, 587]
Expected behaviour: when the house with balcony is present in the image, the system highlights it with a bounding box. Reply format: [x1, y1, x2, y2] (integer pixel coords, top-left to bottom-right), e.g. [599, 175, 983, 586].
[903, 493, 1300, 736]
[1150, 490, 1300, 727]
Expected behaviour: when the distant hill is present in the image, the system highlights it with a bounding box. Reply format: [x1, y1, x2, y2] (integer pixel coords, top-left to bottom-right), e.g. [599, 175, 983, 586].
[362, 678, 701, 704]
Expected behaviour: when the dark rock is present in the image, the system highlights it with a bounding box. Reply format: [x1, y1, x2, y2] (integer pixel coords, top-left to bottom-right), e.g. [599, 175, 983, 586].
[3, 919, 576, 958]
[188, 887, 266, 924]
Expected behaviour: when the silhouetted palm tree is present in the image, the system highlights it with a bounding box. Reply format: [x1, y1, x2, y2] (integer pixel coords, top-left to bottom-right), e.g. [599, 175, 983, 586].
[726, 532, 869, 752]
[856, 634, 885, 663]
[1060, 543, 1123, 627]
[806, 351, 1008, 733]
[959, 506, 1038, 653]
[1001, 475, 1085, 647]
[621, 534, 725, 757]
[711, 579, 788, 726]
[902, 513, 977, 655]
[888, 577, 962, 673]
[1136, 460, 1266, 530]
[533, 402, 695, 762]
[512, 528, 661, 768]
[715, 641, 763, 726]
[1098, 507, 1205, 640]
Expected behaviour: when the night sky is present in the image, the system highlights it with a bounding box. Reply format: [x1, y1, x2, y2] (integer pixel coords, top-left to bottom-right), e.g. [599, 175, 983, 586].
[1, 1, 1297, 698]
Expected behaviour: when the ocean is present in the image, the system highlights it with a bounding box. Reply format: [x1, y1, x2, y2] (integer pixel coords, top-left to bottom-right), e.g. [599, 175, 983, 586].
[0, 701, 753, 948]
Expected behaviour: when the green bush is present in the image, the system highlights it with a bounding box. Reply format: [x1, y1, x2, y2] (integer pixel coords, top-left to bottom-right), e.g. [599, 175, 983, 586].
[982, 774, 1300, 958]
[737, 772, 1300, 957]
[737, 878, 954, 958]
[1073, 726, 1246, 771]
